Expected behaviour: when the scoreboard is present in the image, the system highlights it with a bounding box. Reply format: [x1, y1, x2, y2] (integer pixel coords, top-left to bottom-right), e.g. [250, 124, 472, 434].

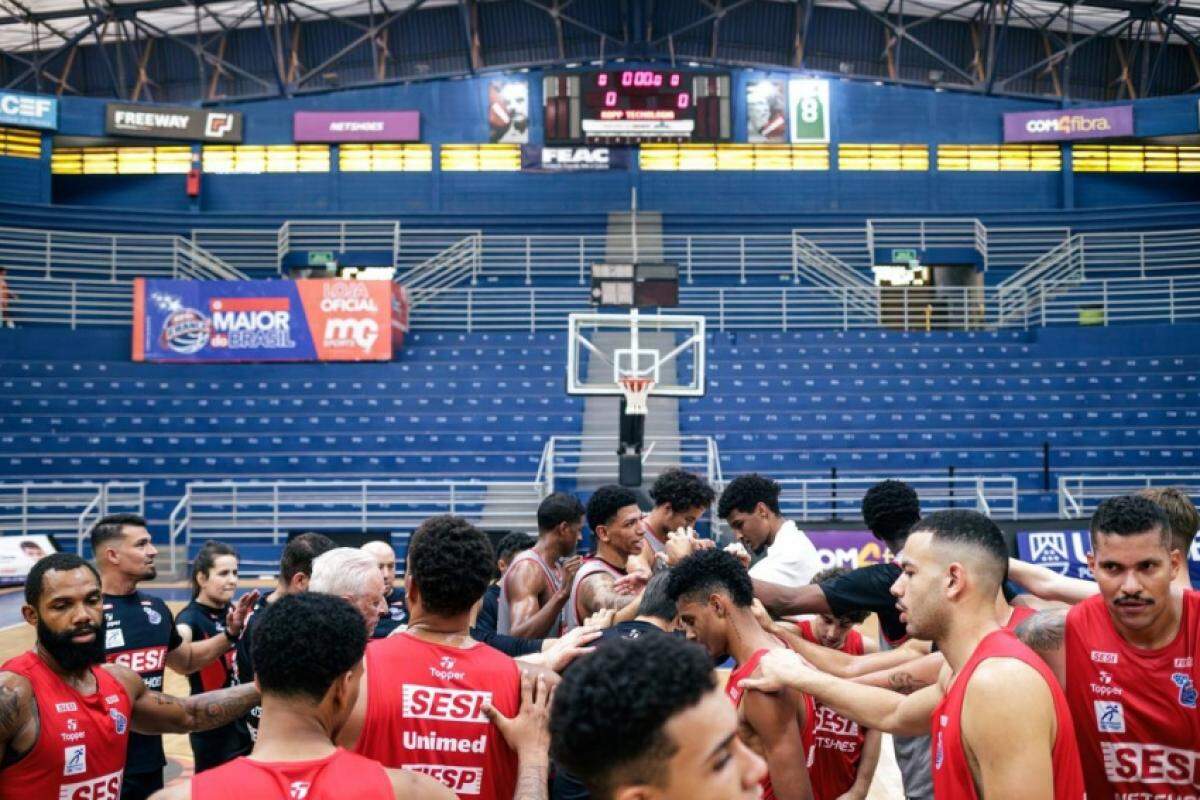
[545, 70, 731, 144]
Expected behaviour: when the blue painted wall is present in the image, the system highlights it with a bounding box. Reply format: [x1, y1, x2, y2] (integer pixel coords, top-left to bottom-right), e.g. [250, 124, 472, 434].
[5, 69, 1198, 218]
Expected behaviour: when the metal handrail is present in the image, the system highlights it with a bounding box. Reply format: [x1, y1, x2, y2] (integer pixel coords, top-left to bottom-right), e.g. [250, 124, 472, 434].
[1057, 473, 1200, 519]
[539, 435, 721, 490]
[772, 474, 1020, 521]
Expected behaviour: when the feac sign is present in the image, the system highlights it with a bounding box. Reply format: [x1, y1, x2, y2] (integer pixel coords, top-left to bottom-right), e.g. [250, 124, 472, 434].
[544, 147, 610, 165]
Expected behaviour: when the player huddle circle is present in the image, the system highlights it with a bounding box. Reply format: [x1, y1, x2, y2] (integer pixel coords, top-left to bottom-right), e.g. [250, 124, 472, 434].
[2, 472, 1197, 800]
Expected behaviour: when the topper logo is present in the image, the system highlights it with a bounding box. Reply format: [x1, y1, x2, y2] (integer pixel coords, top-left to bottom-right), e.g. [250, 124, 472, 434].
[401, 685, 491, 723]
[402, 764, 484, 795]
[1100, 742, 1200, 784]
[205, 113, 235, 138]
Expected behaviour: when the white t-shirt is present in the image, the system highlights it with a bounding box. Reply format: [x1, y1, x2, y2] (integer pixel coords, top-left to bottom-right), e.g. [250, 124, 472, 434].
[747, 519, 821, 587]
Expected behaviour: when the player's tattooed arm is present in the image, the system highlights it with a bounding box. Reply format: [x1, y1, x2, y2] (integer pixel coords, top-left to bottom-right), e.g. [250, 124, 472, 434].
[1014, 608, 1068, 686]
[577, 573, 636, 617]
[0, 672, 37, 765]
[106, 663, 259, 734]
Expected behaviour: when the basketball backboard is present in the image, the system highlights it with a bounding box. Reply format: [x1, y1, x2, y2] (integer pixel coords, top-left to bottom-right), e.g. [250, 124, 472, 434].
[567, 310, 706, 397]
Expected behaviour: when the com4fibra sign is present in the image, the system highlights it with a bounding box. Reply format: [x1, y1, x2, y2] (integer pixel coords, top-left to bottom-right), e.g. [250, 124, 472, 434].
[1003, 105, 1133, 143]
[0, 92, 57, 131]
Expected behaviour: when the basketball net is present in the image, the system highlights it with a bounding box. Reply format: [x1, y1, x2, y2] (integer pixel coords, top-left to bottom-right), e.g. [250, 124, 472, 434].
[619, 376, 654, 416]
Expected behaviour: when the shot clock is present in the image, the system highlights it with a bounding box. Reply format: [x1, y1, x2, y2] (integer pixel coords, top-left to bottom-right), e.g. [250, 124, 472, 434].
[544, 69, 731, 143]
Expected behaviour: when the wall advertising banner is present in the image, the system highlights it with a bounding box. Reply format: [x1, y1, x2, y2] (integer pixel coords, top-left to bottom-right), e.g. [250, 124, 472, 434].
[0, 535, 56, 586]
[788, 78, 830, 143]
[1002, 105, 1133, 142]
[488, 80, 529, 143]
[1016, 529, 1200, 585]
[808, 530, 894, 571]
[132, 278, 392, 362]
[105, 102, 244, 143]
[519, 145, 632, 172]
[0, 91, 57, 131]
[746, 79, 787, 143]
[293, 111, 420, 142]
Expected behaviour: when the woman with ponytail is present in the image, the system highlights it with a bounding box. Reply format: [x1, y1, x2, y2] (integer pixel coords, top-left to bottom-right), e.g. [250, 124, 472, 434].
[176, 540, 253, 772]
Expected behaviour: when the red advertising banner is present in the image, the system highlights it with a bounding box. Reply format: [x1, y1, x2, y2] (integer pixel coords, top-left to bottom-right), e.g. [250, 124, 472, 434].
[293, 279, 393, 361]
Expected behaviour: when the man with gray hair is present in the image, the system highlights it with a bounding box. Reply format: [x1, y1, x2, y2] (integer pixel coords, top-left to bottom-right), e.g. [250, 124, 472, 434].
[361, 540, 408, 637]
[309, 547, 388, 637]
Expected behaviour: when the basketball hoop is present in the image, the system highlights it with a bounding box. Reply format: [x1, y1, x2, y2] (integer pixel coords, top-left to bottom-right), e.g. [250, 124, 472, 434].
[618, 376, 655, 416]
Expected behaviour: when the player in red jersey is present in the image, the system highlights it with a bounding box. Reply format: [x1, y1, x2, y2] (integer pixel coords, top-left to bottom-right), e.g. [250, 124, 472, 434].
[741, 510, 1085, 800]
[498, 492, 584, 638]
[334, 515, 565, 800]
[1016, 494, 1199, 800]
[668, 549, 815, 800]
[627, 468, 716, 574]
[565, 485, 646, 631]
[0, 554, 261, 800]
[550, 633, 767, 800]
[791, 569, 882, 800]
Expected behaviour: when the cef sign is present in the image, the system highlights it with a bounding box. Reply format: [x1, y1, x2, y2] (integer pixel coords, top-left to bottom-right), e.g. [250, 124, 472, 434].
[0, 92, 57, 131]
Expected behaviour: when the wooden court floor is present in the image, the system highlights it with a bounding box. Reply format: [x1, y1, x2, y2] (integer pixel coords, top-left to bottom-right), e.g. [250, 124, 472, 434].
[0, 589, 905, 798]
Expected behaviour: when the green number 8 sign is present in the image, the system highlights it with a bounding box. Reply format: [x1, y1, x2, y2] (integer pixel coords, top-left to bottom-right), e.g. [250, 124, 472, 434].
[788, 79, 830, 143]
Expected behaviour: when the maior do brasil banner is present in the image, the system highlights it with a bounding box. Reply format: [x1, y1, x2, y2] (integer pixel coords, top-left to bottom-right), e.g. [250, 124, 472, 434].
[133, 278, 392, 362]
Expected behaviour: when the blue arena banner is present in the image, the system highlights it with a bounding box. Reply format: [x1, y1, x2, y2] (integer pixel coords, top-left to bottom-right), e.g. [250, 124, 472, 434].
[520, 145, 631, 172]
[1016, 529, 1200, 585]
[0, 92, 57, 131]
[133, 278, 393, 363]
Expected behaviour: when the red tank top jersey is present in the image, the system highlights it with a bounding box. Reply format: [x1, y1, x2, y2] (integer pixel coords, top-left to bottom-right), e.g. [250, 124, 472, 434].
[798, 622, 867, 800]
[1005, 604, 1036, 630]
[1064, 590, 1200, 800]
[564, 557, 625, 631]
[930, 629, 1084, 800]
[0, 651, 133, 800]
[193, 748, 392, 800]
[726, 648, 817, 800]
[353, 632, 521, 799]
[497, 549, 564, 637]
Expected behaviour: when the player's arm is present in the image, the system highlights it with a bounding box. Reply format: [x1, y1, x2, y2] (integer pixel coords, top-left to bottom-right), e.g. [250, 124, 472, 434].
[739, 648, 944, 738]
[761, 613, 929, 679]
[505, 561, 568, 639]
[960, 658, 1059, 800]
[166, 591, 258, 676]
[753, 579, 831, 617]
[1014, 607, 1068, 686]
[1008, 559, 1099, 605]
[107, 663, 259, 734]
[485, 672, 554, 800]
[852, 651, 946, 694]
[385, 768, 456, 799]
[742, 685, 814, 800]
[843, 728, 882, 800]
[576, 572, 637, 618]
[0, 672, 37, 766]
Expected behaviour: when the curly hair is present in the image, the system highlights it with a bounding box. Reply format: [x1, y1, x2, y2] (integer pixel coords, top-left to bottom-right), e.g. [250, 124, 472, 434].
[25, 553, 99, 608]
[408, 514, 495, 615]
[666, 549, 754, 608]
[1091, 494, 1172, 550]
[251, 593, 366, 704]
[717, 473, 781, 519]
[649, 469, 717, 513]
[586, 484, 640, 533]
[550, 635, 716, 799]
[496, 531, 536, 565]
[861, 480, 921, 546]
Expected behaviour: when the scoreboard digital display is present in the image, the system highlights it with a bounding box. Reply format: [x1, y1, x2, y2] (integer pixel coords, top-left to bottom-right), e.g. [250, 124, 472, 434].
[545, 70, 730, 144]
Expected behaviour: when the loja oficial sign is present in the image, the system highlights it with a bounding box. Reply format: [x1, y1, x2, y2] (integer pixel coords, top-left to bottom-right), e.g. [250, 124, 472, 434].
[1003, 105, 1133, 142]
[132, 278, 392, 362]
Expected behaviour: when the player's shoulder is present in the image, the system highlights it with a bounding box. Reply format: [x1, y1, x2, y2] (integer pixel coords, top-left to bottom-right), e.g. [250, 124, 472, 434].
[0, 668, 35, 710]
[99, 662, 142, 693]
[967, 656, 1050, 701]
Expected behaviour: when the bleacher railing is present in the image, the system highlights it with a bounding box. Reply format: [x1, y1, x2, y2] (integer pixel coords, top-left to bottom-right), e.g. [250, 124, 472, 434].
[1058, 473, 1200, 518]
[167, 478, 546, 572]
[775, 474, 1020, 522]
[0, 225, 244, 282]
[537, 435, 722, 492]
[0, 481, 144, 553]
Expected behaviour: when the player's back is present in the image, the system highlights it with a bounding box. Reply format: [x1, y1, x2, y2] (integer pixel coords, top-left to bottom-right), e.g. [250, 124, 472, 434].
[1064, 589, 1199, 800]
[0, 651, 132, 800]
[193, 748, 392, 800]
[353, 631, 520, 799]
[931, 629, 1084, 800]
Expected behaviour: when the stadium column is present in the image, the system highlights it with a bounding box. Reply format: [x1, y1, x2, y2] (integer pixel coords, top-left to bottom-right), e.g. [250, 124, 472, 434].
[1062, 144, 1074, 209]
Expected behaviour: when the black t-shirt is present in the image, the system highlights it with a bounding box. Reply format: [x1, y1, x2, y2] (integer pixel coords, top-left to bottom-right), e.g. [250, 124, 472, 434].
[473, 583, 501, 638]
[373, 586, 409, 639]
[103, 591, 183, 774]
[176, 600, 251, 769]
[819, 563, 909, 645]
[234, 593, 271, 741]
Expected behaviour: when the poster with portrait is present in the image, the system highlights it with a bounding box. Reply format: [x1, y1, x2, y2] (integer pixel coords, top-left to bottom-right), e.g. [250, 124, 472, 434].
[0, 535, 57, 586]
[746, 79, 787, 143]
[488, 79, 529, 143]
